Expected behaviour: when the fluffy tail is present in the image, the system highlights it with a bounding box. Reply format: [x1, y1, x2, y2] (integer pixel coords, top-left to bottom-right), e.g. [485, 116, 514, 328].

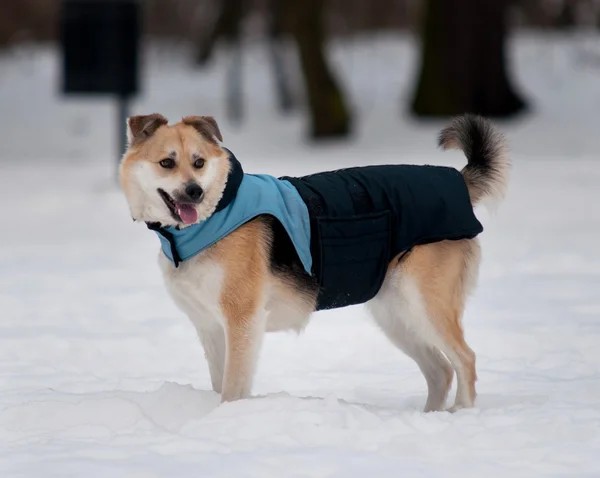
[438, 114, 510, 209]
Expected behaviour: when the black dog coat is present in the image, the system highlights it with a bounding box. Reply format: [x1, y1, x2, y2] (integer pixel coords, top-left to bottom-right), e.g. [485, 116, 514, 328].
[282, 164, 483, 310]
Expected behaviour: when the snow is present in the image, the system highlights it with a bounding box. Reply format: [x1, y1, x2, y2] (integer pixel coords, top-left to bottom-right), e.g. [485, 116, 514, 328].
[2, 32, 600, 476]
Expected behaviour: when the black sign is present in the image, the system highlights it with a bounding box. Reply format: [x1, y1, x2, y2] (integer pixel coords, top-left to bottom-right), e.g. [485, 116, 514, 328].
[61, 0, 140, 96]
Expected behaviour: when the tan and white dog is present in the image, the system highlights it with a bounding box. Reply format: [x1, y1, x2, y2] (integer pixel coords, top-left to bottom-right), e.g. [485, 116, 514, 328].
[119, 114, 509, 412]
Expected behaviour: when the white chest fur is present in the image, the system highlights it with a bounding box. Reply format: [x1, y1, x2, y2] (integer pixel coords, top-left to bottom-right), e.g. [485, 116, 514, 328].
[159, 251, 225, 330]
[158, 249, 314, 334]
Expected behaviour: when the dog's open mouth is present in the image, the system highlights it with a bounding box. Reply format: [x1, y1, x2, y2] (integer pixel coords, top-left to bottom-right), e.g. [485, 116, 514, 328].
[158, 189, 198, 225]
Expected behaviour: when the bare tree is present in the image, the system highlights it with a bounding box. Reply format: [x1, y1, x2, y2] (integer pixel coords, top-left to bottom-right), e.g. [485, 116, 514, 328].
[411, 0, 527, 118]
[281, 0, 352, 138]
[195, 0, 245, 66]
[193, 0, 351, 139]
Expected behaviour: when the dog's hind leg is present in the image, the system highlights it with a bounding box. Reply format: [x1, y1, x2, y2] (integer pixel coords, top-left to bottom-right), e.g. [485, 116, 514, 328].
[368, 268, 453, 412]
[393, 240, 480, 412]
[434, 316, 477, 412]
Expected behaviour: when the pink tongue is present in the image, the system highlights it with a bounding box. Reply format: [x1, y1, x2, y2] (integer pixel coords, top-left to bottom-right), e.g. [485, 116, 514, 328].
[176, 204, 198, 225]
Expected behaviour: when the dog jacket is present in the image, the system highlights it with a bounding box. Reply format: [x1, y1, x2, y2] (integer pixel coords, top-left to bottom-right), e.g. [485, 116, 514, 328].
[149, 151, 483, 311]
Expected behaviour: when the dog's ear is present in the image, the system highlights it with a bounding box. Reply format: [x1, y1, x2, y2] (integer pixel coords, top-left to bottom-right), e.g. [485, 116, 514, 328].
[127, 114, 168, 146]
[182, 116, 223, 143]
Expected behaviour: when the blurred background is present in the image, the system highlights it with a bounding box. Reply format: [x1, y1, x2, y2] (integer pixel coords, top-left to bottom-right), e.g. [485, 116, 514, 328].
[2, 0, 600, 163]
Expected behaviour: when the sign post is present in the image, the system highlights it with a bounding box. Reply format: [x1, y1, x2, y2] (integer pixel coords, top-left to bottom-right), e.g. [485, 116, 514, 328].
[61, 0, 141, 172]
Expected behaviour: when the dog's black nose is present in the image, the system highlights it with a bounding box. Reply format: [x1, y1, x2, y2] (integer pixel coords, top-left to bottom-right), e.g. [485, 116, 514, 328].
[185, 182, 204, 201]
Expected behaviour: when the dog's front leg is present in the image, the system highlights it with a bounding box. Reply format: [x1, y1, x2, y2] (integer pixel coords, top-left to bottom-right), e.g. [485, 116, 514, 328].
[196, 324, 226, 394]
[220, 306, 267, 402]
[216, 221, 270, 402]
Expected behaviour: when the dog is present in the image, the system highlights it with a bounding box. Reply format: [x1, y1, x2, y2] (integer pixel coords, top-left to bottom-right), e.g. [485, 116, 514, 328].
[119, 113, 509, 412]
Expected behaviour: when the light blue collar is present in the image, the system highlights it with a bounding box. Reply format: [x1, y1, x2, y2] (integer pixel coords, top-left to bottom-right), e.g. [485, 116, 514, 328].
[148, 165, 313, 275]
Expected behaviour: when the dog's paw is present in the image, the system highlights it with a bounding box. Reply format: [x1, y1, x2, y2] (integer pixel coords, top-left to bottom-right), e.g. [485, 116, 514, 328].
[423, 403, 446, 413]
[446, 402, 476, 413]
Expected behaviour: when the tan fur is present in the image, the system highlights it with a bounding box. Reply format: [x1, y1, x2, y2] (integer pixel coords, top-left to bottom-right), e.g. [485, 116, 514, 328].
[120, 117, 231, 225]
[123, 120, 225, 174]
[214, 221, 269, 327]
[206, 220, 271, 401]
[265, 273, 317, 333]
[182, 116, 224, 143]
[127, 113, 168, 146]
[391, 239, 481, 410]
[402, 240, 478, 334]
[120, 113, 509, 411]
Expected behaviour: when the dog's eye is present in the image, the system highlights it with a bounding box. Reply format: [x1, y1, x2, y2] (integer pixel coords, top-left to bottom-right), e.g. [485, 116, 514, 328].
[193, 158, 205, 169]
[159, 158, 176, 169]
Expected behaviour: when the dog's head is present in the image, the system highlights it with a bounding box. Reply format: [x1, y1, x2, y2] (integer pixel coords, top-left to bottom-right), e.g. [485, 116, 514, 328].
[119, 114, 231, 227]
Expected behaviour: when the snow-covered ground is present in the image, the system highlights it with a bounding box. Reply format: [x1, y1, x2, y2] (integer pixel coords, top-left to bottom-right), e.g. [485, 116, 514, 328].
[2, 33, 600, 477]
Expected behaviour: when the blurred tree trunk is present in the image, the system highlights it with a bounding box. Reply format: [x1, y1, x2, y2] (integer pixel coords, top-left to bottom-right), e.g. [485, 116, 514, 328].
[267, 0, 295, 113]
[282, 0, 352, 139]
[555, 0, 576, 28]
[195, 0, 245, 66]
[411, 0, 527, 118]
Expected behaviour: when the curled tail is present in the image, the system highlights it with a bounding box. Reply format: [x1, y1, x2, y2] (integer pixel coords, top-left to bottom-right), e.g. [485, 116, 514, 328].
[438, 114, 510, 208]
